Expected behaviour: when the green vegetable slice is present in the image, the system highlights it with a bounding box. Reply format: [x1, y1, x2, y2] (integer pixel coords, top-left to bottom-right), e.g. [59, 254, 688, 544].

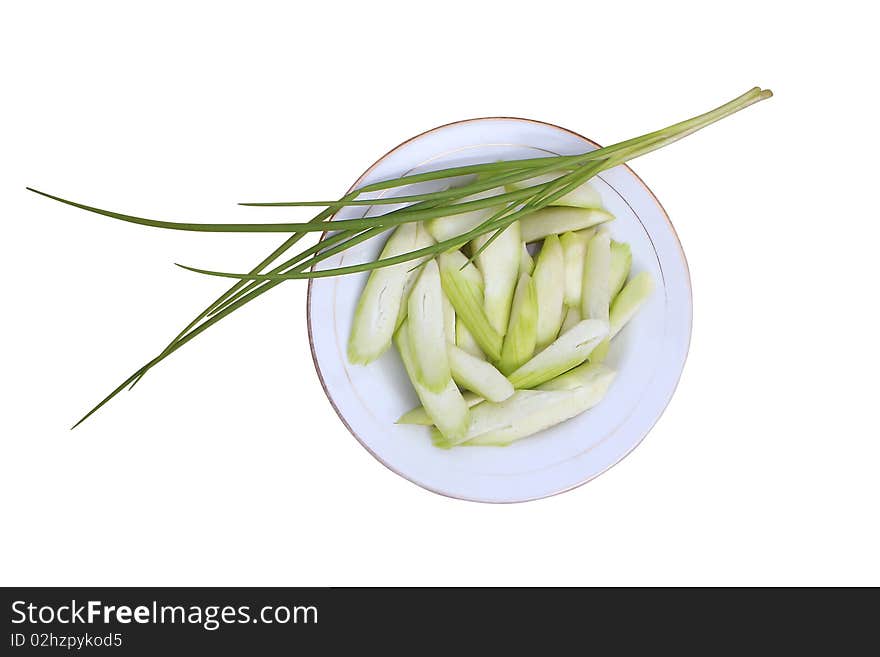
[435, 368, 616, 447]
[438, 250, 503, 362]
[560, 231, 588, 308]
[521, 207, 613, 243]
[455, 317, 485, 360]
[507, 319, 608, 389]
[461, 375, 616, 446]
[448, 344, 514, 402]
[396, 391, 484, 426]
[426, 186, 506, 242]
[393, 261, 418, 332]
[537, 361, 614, 391]
[348, 222, 435, 364]
[508, 172, 603, 209]
[533, 234, 566, 350]
[581, 228, 612, 322]
[609, 240, 632, 300]
[442, 290, 456, 342]
[587, 339, 610, 364]
[406, 260, 451, 392]
[471, 220, 521, 336]
[497, 273, 538, 375]
[395, 321, 468, 441]
[400, 362, 614, 428]
[609, 271, 654, 339]
[560, 306, 581, 334]
[519, 242, 534, 275]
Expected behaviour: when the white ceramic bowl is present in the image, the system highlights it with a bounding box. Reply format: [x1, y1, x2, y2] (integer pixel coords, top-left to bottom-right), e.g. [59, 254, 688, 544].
[307, 118, 691, 503]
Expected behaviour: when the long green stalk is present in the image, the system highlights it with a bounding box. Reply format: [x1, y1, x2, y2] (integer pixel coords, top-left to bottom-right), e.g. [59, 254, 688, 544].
[179, 154, 619, 281]
[37, 87, 770, 426]
[203, 159, 576, 318]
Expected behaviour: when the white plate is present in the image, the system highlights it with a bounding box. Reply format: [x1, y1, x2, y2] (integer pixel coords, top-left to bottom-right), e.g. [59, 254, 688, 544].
[307, 118, 692, 503]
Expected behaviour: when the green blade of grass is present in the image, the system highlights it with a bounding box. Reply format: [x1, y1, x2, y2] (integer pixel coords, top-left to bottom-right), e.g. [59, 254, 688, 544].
[125, 194, 358, 389]
[67, 87, 772, 425]
[237, 163, 563, 208]
[27, 184, 546, 234]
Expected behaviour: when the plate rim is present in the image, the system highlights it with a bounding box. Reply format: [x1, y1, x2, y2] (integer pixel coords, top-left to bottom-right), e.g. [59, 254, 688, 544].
[306, 116, 693, 503]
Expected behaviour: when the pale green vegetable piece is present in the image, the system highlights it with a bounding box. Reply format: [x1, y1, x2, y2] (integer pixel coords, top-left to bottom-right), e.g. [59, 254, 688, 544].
[407, 260, 450, 392]
[461, 372, 616, 446]
[588, 339, 610, 364]
[507, 172, 604, 209]
[438, 250, 503, 362]
[426, 186, 506, 243]
[537, 361, 614, 391]
[609, 271, 654, 339]
[560, 306, 581, 334]
[433, 389, 564, 447]
[507, 319, 608, 389]
[434, 368, 616, 447]
[394, 264, 419, 332]
[396, 321, 468, 441]
[451, 252, 484, 357]
[609, 240, 632, 300]
[520, 207, 613, 243]
[442, 290, 456, 342]
[348, 222, 435, 364]
[533, 234, 566, 350]
[581, 228, 612, 322]
[471, 221, 521, 336]
[497, 273, 538, 375]
[576, 227, 597, 241]
[458, 251, 485, 287]
[520, 243, 534, 275]
[396, 391, 483, 426]
[405, 362, 614, 428]
[455, 317, 485, 360]
[560, 231, 588, 308]
[448, 344, 514, 402]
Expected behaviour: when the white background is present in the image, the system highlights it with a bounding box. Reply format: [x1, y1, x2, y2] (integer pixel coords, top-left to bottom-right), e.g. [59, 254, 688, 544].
[1, 1, 877, 586]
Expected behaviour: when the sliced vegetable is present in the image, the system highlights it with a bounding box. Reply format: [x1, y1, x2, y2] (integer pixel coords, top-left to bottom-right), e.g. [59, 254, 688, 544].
[520, 207, 613, 243]
[507, 173, 603, 209]
[396, 391, 483, 426]
[609, 240, 632, 299]
[448, 344, 514, 402]
[609, 271, 654, 339]
[587, 338, 610, 364]
[406, 260, 450, 392]
[576, 227, 597, 241]
[519, 243, 534, 275]
[434, 390, 565, 447]
[426, 186, 506, 243]
[533, 234, 565, 350]
[395, 321, 468, 441]
[497, 273, 538, 375]
[442, 290, 456, 342]
[394, 263, 419, 332]
[537, 361, 614, 391]
[462, 375, 616, 446]
[455, 317, 485, 359]
[471, 221, 521, 336]
[438, 251, 503, 361]
[581, 228, 612, 322]
[560, 231, 588, 307]
[348, 222, 435, 364]
[404, 362, 614, 428]
[507, 319, 608, 389]
[436, 368, 616, 447]
[560, 306, 581, 334]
